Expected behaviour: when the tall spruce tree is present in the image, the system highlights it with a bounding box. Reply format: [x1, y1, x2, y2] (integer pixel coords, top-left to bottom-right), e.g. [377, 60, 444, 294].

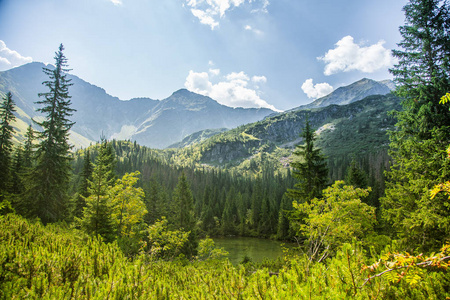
[277, 194, 293, 240]
[22, 125, 34, 169]
[345, 160, 368, 189]
[0, 92, 17, 196]
[10, 147, 24, 195]
[73, 149, 93, 219]
[382, 0, 450, 250]
[81, 140, 116, 242]
[173, 172, 197, 256]
[174, 172, 195, 230]
[287, 119, 328, 203]
[25, 44, 76, 223]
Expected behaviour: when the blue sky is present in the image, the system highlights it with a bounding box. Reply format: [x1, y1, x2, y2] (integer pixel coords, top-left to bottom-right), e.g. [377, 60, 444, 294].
[0, 0, 407, 111]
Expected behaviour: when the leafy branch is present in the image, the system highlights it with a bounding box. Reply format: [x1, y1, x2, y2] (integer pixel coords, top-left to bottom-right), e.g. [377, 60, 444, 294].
[361, 245, 450, 288]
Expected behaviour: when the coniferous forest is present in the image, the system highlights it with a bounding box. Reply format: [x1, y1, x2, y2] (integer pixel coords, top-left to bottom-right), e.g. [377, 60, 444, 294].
[1, 0, 450, 298]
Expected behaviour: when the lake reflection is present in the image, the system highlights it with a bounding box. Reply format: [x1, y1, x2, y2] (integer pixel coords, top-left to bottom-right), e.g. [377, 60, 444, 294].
[213, 236, 291, 265]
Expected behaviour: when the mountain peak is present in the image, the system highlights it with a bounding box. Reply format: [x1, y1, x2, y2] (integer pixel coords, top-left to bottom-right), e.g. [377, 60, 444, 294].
[291, 78, 394, 111]
[171, 88, 193, 96]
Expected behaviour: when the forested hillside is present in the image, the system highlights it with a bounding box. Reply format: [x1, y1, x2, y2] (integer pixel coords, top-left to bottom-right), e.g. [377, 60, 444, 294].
[70, 140, 295, 238]
[169, 93, 400, 202]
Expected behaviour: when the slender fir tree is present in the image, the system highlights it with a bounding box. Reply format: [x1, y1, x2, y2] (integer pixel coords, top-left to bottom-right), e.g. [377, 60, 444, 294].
[22, 125, 34, 169]
[345, 160, 368, 189]
[10, 147, 24, 195]
[81, 140, 116, 242]
[0, 92, 17, 196]
[73, 149, 93, 219]
[173, 172, 197, 256]
[25, 44, 76, 223]
[382, 0, 450, 250]
[174, 172, 195, 230]
[287, 119, 328, 203]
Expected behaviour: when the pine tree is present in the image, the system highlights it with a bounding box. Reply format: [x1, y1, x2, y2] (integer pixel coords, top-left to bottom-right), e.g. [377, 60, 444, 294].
[22, 125, 34, 169]
[0, 92, 17, 196]
[10, 147, 24, 195]
[287, 119, 328, 203]
[390, 0, 450, 138]
[345, 160, 368, 189]
[80, 140, 115, 242]
[277, 194, 292, 240]
[382, 0, 450, 250]
[174, 172, 195, 230]
[25, 44, 76, 223]
[73, 149, 93, 219]
[173, 172, 197, 256]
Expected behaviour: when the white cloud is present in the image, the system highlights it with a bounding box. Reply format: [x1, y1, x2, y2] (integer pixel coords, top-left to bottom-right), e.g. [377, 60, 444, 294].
[301, 79, 333, 99]
[110, 0, 122, 5]
[244, 24, 264, 36]
[209, 68, 220, 76]
[191, 8, 219, 29]
[0, 40, 33, 71]
[252, 75, 267, 84]
[319, 35, 395, 75]
[185, 70, 213, 93]
[185, 68, 280, 111]
[251, 0, 269, 13]
[226, 71, 249, 82]
[185, 0, 269, 30]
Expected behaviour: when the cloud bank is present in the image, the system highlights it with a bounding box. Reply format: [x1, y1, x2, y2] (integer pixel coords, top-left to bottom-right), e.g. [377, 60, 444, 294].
[185, 0, 269, 30]
[319, 35, 395, 75]
[301, 79, 333, 99]
[0, 40, 33, 71]
[185, 68, 280, 111]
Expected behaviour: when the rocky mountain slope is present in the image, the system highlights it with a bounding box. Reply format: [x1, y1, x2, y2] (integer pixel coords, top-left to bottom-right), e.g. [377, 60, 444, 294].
[0, 63, 275, 148]
[291, 78, 394, 111]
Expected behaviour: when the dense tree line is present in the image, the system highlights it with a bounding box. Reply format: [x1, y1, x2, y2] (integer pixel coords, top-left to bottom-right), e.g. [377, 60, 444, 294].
[70, 139, 296, 240]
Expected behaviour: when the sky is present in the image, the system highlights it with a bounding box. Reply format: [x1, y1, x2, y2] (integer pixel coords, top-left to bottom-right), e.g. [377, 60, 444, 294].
[0, 0, 408, 111]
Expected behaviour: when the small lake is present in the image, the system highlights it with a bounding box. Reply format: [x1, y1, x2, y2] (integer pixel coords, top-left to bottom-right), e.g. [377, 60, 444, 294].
[213, 236, 292, 265]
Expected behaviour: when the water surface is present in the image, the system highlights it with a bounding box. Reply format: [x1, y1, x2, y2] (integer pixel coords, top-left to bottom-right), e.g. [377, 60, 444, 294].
[213, 236, 291, 265]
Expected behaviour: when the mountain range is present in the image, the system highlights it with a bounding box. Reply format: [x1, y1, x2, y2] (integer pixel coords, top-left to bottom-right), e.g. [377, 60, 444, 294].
[0, 62, 395, 150]
[0, 62, 274, 149]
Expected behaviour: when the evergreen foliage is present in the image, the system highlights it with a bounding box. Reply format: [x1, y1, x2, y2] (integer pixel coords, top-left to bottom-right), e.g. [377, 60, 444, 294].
[382, 0, 450, 251]
[173, 172, 198, 256]
[72, 149, 93, 219]
[390, 0, 450, 138]
[80, 139, 116, 242]
[345, 160, 369, 189]
[70, 140, 295, 238]
[0, 92, 16, 196]
[287, 119, 328, 203]
[24, 44, 75, 223]
[9, 147, 24, 195]
[22, 125, 34, 169]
